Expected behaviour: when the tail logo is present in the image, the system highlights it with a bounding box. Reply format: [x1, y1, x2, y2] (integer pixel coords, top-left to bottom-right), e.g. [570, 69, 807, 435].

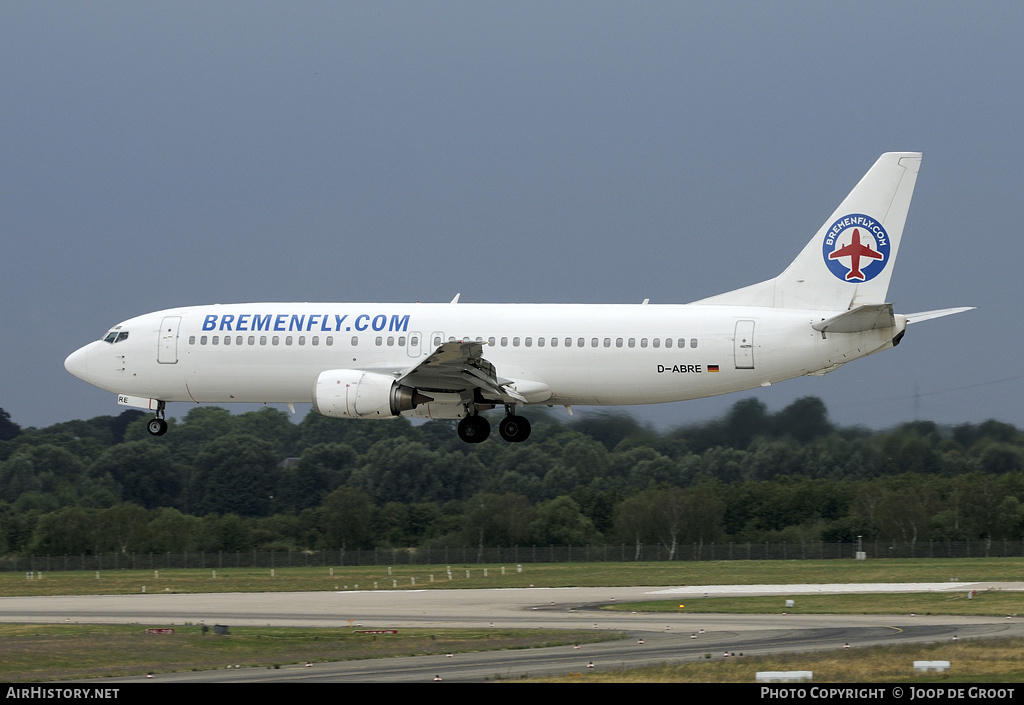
[822, 214, 890, 282]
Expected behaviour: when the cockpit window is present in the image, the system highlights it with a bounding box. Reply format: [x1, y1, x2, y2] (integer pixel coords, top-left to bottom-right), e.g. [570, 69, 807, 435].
[103, 331, 117, 343]
[102, 330, 129, 344]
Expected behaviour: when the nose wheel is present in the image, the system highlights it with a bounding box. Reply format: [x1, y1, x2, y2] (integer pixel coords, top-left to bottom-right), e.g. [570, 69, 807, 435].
[146, 401, 168, 436]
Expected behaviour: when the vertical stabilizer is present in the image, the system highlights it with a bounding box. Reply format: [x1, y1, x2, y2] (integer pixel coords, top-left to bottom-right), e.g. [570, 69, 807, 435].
[696, 152, 921, 311]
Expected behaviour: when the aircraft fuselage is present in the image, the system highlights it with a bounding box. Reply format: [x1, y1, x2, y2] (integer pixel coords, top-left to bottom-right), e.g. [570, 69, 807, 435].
[65, 301, 903, 410]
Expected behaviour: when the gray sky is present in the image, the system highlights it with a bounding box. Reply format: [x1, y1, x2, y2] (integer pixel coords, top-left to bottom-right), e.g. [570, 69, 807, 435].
[2, 1, 1021, 432]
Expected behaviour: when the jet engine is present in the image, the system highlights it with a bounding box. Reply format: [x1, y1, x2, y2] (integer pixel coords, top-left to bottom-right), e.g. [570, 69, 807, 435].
[313, 369, 433, 419]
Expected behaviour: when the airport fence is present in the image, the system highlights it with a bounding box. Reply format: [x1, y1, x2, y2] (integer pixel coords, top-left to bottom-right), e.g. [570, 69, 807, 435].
[2, 539, 1023, 572]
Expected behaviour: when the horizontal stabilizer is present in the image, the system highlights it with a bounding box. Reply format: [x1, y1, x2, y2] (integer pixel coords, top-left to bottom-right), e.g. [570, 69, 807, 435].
[904, 307, 976, 324]
[812, 304, 894, 334]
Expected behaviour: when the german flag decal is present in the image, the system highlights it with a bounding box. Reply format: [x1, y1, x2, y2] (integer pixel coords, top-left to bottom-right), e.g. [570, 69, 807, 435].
[708, 365, 720, 373]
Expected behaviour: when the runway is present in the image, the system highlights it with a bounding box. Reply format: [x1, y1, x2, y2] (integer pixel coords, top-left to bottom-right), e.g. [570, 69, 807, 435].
[3, 582, 1022, 682]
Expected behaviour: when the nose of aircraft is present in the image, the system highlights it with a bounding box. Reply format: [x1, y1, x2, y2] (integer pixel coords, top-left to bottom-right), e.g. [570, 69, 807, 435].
[64, 345, 91, 382]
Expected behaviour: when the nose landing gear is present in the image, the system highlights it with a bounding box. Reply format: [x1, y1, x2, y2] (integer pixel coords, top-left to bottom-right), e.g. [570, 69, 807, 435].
[146, 401, 168, 436]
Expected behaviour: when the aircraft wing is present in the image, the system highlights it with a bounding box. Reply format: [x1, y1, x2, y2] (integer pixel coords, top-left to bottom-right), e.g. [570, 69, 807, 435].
[397, 340, 536, 404]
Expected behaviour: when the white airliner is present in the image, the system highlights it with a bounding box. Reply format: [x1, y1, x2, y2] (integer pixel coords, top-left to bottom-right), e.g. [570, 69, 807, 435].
[65, 153, 971, 443]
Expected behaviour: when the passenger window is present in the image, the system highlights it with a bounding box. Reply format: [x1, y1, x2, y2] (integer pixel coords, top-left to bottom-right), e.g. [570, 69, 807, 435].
[189, 335, 196, 345]
[326, 336, 334, 346]
[525, 337, 533, 347]
[678, 338, 686, 348]
[627, 338, 635, 348]
[212, 336, 219, 345]
[272, 336, 280, 346]
[578, 338, 585, 347]
[260, 336, 267, 345]
[513, 337, 520, 347]
[248, 336, 255, 345]
[487, 337, 495, 346]
[298, 336, 305, 346]
[691, 338, 698, 348]
[604, 338, 611, 348]
[665, 338, 673, 348]
[565, 338, 572, 347]
[236, 336, 243, 345]
[312, 336, 319, 346]
[591, 338, 598, 347]
[387, 336, 394, 346]
[223, 335, 231, 346]
[398, 336, 406, 346]
[640, 338, 648, 348]
[550, 337, 557, 347]
[615, 338, 623, 348]
[501, 337, 508, 346]
[375, 337, 382, 346]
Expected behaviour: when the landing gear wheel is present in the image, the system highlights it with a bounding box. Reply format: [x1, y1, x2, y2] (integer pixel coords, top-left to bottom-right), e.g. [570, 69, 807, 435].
[499, 414, 531, 443]
[147, 418, 168, 436]
[457, 415, 490, 443]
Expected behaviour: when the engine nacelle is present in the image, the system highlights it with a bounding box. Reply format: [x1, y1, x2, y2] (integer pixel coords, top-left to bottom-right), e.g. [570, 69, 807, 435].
[313, 369, 432, 419]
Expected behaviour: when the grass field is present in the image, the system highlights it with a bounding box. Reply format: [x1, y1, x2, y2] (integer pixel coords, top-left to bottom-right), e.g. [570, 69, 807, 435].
[1, 557, 1021, 682]
[0, 623, 616, 682]
[2, 556, 1022, 597]
[531, 638, 1024, 683]
[607, 590, 1022, 616]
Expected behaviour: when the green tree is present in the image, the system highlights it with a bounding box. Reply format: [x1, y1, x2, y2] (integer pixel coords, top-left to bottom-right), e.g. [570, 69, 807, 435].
[96, 503, 150, 553]
[29, 506, 98, 555]
[613, 491, 653, 560]
[462, 492, 534, 551]
[88, 442, 185, 509]
[190, 435, 280, 517]
[195, 513, 251, 552]
[276, 443, 357, 512]
[0, 408, 21, 441]
[351, 438, 482, 504]
[146, 507, 200, 553]
[321, 487, 375, 551]
[233, 408, 299, 456]
[773, 397, 834, 443]
[570, 412, 649, 451]
[528, 496, 597, 545]
[0, 444, 89, 505]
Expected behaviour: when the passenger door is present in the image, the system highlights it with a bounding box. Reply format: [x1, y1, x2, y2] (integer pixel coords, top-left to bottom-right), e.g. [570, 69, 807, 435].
[158, 316, 181, 364]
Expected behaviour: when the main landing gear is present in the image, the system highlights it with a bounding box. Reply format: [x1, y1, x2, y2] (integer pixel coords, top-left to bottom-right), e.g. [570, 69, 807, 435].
[457, 414, 490, 443]
[146, 401, 168, 436]
[456, 407, 532, 444]
[499, 412, 531, 443]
